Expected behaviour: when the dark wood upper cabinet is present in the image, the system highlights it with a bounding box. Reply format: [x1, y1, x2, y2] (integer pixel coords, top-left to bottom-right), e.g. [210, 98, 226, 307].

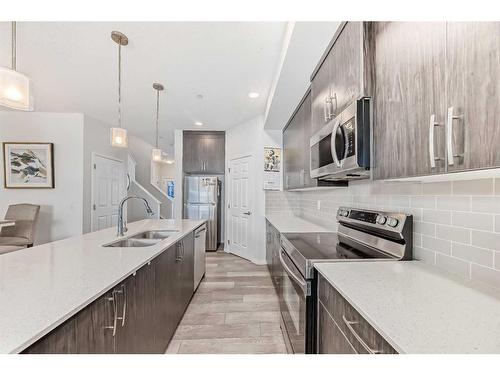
[310, 22, 370, 137]
[445, 22, 500, 172]
[372, 22, 447, 179]
[373, 21, 500, 180]
[183, 131, 225, 174]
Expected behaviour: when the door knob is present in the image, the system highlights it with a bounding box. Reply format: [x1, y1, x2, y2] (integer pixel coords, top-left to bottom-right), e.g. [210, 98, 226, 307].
[243, 211, 251, 215]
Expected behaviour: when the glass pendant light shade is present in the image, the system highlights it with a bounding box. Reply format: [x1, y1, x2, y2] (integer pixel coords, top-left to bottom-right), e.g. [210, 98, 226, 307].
[151, 148, 162, 162]
[0, 67, 33, 111]
[110, 127, 128, 148]
[0, 22, 34, 111]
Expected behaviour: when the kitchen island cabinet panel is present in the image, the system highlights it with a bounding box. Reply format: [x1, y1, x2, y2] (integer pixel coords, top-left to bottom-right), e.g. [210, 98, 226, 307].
[74, 291, 115, 354]
[23, 318, 77, 354]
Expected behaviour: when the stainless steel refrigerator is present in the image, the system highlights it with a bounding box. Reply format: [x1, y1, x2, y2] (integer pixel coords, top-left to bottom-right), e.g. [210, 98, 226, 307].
[184, 176, 221, 251]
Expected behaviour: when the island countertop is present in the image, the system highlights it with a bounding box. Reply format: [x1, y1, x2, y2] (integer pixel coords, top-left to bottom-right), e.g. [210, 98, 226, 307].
[0, 219, 205, 354]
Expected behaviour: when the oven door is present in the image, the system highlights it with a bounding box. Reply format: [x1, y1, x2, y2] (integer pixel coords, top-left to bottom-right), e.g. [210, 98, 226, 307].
[279, 247, 309, 354]
[310, 119, 341, 179]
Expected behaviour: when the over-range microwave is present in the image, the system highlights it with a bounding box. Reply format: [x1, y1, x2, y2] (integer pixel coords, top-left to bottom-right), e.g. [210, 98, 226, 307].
[310, 97, 371, 181]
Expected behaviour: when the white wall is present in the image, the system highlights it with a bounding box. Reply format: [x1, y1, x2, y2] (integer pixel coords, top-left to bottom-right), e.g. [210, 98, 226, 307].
[225, 116, 281, 264]
[0, 112, 84, 244]
[82, 115, 127, 233]
[128, 135, 173, 219]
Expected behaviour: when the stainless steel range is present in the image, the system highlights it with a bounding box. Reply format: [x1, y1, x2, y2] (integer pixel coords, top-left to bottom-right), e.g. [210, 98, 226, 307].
[278, 207, 413, 354]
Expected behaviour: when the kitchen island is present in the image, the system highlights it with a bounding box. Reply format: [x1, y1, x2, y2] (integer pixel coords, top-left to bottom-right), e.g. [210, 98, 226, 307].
[0, 219, 205, 354]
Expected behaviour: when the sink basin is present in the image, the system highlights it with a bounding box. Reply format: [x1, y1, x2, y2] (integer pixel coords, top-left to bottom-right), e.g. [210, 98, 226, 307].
[129, 230, 178, 240]
[103, 238, 161, 248]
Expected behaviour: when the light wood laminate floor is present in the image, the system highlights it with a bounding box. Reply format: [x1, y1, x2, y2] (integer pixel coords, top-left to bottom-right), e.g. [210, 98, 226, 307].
[166, 251, 286, 354]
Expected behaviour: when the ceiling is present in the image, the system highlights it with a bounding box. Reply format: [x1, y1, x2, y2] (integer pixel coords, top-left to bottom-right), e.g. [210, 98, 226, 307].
[0, 22, 288, 154]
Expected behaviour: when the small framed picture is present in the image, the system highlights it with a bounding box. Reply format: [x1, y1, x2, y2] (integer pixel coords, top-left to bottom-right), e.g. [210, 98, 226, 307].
[3, 142, 55, 188]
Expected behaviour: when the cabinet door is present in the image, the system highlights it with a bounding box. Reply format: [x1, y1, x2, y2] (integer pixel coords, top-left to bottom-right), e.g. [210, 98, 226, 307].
[180, 232, 195, 311]
[23, 317, 77, 354]
[373, 22, 447, 180]
[133, 262, 156, 353]
[330, 22, 363, 116]
[317, 302, 356, 354]
[283, 112, 302, 190]
[446, 22, 500, 172]
[203, 134, 225, 173]
[115, 263, 156, 354]
[75, 290, 115, 354]
[183, 134, 202, 173]
[311, 56, 331, 136]
[114, 275, 137, 354]
[300, 92, 314, 188]
[266, 220, 273, 272]
[154, 245, 178, 352]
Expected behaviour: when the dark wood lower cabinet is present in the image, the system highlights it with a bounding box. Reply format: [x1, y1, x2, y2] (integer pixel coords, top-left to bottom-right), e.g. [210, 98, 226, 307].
[23, 317, 78, 354]
[22, 232, 196, 354]
[75, 290, 115, 354]
[317, 274, 397, 354]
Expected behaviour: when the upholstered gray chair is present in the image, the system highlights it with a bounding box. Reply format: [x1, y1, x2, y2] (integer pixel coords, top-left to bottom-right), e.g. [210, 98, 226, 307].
[0, 204, 40, 248]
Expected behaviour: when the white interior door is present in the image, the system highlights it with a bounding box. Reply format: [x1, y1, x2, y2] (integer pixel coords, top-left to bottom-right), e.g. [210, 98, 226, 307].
[91, 155, 125, 232]
[228, 155, 254, 261]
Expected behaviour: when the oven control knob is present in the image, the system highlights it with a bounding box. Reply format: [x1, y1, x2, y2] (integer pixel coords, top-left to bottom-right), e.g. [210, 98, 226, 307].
[387, 217, 399, 227]
[342, 210, 349, 217]
[376, 215, 387, 225]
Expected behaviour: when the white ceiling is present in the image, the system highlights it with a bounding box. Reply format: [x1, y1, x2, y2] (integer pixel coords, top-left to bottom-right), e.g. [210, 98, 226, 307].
[0, 22, 287, 154]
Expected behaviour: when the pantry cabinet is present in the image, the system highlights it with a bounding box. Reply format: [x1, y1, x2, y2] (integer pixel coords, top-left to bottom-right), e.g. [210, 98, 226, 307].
[373, 21, 500, 180]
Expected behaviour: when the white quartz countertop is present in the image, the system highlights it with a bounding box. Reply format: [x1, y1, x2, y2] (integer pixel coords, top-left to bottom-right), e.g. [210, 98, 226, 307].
[315, 261, 500, 353]
[0, 219, 205, 354]
[265, 213, 332, 233]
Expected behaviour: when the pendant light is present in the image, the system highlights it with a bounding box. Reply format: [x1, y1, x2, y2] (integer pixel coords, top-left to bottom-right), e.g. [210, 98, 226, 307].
[151, 82, 164, 162]
[0, 22, 34, 111]
[110, 31, 129, 148]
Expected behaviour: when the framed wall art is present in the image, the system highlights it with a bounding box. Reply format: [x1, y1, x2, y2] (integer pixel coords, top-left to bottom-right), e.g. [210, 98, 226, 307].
[3, 142, 55, 188]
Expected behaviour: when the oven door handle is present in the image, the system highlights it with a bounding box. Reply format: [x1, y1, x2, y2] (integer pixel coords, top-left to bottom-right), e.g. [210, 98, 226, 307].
[279, 248, 310, 296]
[331, 119, 342, 167]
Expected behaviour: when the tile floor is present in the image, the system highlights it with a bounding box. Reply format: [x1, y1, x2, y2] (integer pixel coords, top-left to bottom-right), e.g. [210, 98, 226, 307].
[165, 250, 287, 354]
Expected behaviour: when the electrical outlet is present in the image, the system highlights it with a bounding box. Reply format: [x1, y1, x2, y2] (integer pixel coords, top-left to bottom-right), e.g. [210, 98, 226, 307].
[317, 200, 321, 210]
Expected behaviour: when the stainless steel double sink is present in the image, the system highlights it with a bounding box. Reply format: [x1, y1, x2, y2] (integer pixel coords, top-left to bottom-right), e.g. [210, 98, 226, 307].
[103, 230, 178, 248]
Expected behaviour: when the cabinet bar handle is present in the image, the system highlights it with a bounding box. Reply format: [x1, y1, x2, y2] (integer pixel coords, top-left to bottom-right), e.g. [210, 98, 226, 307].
[429, 114, 442, 168]
[104, 291, 119, 336]
[118, 284, 127, 327]
[446, 106, 462, 166]
[342, 315, 381, 354]
[324, 97, 331, 122]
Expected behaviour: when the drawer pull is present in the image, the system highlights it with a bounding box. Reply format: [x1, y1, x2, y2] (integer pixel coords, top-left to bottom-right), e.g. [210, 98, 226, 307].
[342, 315, 381, 354]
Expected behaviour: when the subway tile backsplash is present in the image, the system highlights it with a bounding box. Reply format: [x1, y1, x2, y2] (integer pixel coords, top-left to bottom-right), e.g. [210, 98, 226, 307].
[265, 178, 500, 289]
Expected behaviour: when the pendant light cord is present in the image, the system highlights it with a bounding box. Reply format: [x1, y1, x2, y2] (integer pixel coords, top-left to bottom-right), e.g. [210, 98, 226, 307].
[118, 41, 122, 128]
[155, 90, 160, 148]
[12, 21, 16, 70]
